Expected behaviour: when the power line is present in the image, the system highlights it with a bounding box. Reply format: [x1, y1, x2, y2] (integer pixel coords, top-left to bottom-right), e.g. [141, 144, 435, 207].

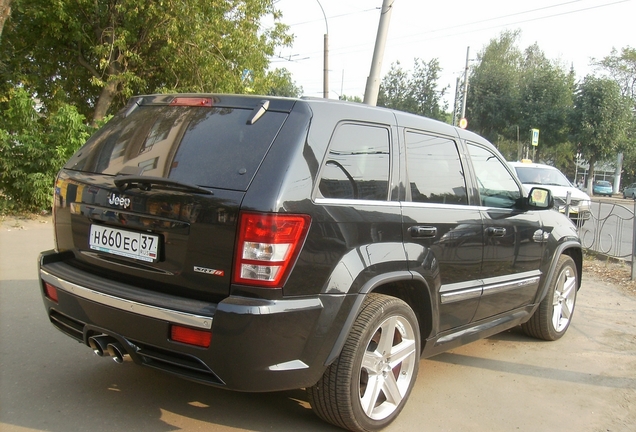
[279, 0, 632, 61]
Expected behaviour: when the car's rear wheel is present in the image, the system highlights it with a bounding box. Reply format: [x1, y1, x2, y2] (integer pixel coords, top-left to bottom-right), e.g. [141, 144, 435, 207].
[522, 255, 578, 341]
[308, 293, 420, 432]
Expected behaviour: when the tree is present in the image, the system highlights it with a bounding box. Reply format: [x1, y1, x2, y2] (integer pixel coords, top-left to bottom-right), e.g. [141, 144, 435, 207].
[595, 47, 636, 103]
[340, 94, 363, 103]
[571, 76, 632, 193]
[377, 58, 448, 121]
[518, 44, 574, 153]
[0, 0, 10, 38]
[595, 47, 636, 187]
[267, 68, 303, 97]
[0, 0, 293, 123]
[467, 31, 523, 144]
[0, 88, 92, 211]
[467, 32, 575, 166]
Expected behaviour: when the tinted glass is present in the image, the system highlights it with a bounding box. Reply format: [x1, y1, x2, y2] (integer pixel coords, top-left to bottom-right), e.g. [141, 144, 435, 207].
[405, 132, 467, 205]
[318, 123, 390, 201]
[65, 106, 288, 191]
[468, 144, 521, 208]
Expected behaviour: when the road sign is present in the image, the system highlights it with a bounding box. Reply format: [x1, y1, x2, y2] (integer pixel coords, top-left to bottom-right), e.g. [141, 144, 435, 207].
[531, 128, 540, 146]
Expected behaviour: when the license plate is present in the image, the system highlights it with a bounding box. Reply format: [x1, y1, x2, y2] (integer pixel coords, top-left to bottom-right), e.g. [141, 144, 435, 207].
[89, 225, 160, 263]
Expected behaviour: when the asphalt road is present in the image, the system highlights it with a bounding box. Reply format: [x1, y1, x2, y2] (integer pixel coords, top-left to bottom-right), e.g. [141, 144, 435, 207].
[1, 217, 635, 432]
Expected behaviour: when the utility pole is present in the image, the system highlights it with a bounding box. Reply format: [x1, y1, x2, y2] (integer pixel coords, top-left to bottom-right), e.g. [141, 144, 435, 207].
[316, 0, 329, 99]
[452, 77, 460, 126]
[363, 0, 395, 106]
[460, 46, 470, 121]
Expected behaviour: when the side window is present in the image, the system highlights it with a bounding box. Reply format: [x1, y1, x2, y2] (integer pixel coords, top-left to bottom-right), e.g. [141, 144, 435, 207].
[467, 143, 521, 208]
[405, 131, 467, 205]
[318, 123, 390, 201]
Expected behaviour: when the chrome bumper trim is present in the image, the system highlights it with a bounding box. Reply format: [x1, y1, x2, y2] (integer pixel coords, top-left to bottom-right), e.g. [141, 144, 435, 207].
[40, 269, 213, 329]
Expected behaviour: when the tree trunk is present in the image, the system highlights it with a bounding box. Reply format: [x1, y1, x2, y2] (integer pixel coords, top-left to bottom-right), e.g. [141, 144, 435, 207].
[92, 79, 119, 125]
[0, 0, 13, 38]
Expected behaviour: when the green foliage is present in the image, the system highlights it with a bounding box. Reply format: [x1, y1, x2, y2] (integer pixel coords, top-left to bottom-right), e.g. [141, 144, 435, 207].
[266, 68, 303, 97]
[467, 32, 574, 162]
[570, 75, 632, 186]
[0, 88, 91, 212]
[0, 0, 293, 123]
[595, 46, 636, 185]
[571, 76, 631, 157]
[340, 95, 363, 103]
[595, 46, 636, 103]
[467, 31, 523, 142]
[377, 58, 448, 120]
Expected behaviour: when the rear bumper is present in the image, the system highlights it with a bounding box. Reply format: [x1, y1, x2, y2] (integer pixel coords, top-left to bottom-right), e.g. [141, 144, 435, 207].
[39, 250, 351, 392]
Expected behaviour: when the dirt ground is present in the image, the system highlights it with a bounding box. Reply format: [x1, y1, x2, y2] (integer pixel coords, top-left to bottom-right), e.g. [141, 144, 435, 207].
[1, 214, 635, 432]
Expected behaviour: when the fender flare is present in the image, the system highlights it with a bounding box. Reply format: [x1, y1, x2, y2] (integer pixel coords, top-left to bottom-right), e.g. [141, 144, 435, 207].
[534, 240, 582, 306]
[324, 270, 428, 365]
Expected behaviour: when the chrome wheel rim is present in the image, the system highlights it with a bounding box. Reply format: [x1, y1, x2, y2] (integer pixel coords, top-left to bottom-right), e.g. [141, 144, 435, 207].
[552, 266, 577, 332]
[358, 315, 417, 420]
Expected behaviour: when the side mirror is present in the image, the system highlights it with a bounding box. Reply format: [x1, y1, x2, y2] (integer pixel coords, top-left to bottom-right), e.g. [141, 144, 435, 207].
[526, 187, 554, 210]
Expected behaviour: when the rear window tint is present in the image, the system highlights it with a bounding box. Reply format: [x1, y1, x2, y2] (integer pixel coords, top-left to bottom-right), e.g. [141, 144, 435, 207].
[65, 106, 288, 191]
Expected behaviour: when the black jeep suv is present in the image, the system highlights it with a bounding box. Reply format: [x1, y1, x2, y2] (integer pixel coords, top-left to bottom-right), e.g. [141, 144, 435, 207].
[39, 94, 582, 431]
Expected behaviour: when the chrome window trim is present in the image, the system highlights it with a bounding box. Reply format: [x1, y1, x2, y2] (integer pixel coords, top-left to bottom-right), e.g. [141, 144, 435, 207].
[41, 269, 213, 329]
[314, 197, 400, 206]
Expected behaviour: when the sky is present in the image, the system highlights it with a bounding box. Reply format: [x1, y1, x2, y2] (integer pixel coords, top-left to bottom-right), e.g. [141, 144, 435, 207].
[269, 0, 635, 105]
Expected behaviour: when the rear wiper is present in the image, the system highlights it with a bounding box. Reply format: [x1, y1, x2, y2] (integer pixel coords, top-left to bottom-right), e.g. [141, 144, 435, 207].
[114, 175, 213, 195]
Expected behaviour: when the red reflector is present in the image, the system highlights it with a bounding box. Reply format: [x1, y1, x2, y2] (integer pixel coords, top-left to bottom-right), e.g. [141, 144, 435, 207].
[44, 282, 59, 303]
[170, 97, 213, 107]
[170, 325, 212, 348]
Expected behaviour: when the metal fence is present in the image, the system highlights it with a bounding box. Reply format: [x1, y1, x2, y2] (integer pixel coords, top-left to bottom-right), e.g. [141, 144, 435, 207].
[574, 199, 636, 280]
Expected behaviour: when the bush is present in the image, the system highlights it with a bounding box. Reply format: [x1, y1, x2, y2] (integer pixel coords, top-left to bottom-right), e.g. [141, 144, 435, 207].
[0, 88, 92, 212]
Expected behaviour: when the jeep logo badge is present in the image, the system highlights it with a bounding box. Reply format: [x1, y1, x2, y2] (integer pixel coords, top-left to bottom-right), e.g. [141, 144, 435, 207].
[108, 193, 131, 209]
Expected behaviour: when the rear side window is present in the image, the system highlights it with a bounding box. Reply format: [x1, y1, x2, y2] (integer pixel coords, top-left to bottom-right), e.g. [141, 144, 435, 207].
[318, 123, 391, 201]
[405, 132, 467, 205]
[65, 106, 288, 191]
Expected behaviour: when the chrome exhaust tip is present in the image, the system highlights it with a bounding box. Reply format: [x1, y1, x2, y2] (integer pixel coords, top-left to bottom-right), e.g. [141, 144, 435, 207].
[106, 342, 126, 364]
[88, 335, 111, 357]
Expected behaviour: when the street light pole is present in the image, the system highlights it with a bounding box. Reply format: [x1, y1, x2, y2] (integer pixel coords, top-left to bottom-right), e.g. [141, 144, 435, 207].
[316, 0, 329, 99]
[363, 0, 395, 106]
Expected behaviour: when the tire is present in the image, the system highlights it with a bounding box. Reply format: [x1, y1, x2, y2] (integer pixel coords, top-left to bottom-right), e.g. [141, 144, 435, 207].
[522, 255, 578, 341]
[308, 293, 420, 432]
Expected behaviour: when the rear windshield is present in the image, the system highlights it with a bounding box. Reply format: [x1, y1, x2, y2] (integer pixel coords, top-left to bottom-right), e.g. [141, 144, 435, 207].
[65, 105, 288, 191]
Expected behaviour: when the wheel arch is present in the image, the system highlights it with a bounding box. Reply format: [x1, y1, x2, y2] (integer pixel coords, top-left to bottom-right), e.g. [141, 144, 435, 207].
[536, 241, 583, 306]
[324, 271, 433, 366]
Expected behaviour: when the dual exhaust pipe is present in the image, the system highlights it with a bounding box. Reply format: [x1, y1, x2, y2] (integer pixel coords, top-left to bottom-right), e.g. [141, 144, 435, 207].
[88, 335, 128, 364]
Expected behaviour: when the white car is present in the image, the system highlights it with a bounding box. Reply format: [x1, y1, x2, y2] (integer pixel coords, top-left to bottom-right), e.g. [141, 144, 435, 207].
[509, 161, 591, 224]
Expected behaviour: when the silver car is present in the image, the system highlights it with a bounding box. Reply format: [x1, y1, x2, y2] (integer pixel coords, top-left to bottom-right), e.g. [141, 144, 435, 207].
[509, 161, 591, 224]
[623, 183, 636, 199]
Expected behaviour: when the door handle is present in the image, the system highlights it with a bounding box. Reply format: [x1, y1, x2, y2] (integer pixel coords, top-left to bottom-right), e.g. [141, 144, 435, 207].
[409, 226, 437, 238]
[486, 227, 506, 237]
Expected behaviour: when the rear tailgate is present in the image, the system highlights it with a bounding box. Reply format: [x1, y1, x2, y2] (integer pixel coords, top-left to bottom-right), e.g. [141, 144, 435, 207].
[53, 95, 294, 300]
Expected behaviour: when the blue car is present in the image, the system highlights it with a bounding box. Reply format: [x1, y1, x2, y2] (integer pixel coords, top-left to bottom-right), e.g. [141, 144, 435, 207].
[593, 180, 613, 196]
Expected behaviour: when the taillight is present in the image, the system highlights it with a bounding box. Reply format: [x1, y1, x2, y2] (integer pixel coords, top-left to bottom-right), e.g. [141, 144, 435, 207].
[44, 282, 59, 303]
[170, 325, 212, 348]
[233, 212, 310, 288]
